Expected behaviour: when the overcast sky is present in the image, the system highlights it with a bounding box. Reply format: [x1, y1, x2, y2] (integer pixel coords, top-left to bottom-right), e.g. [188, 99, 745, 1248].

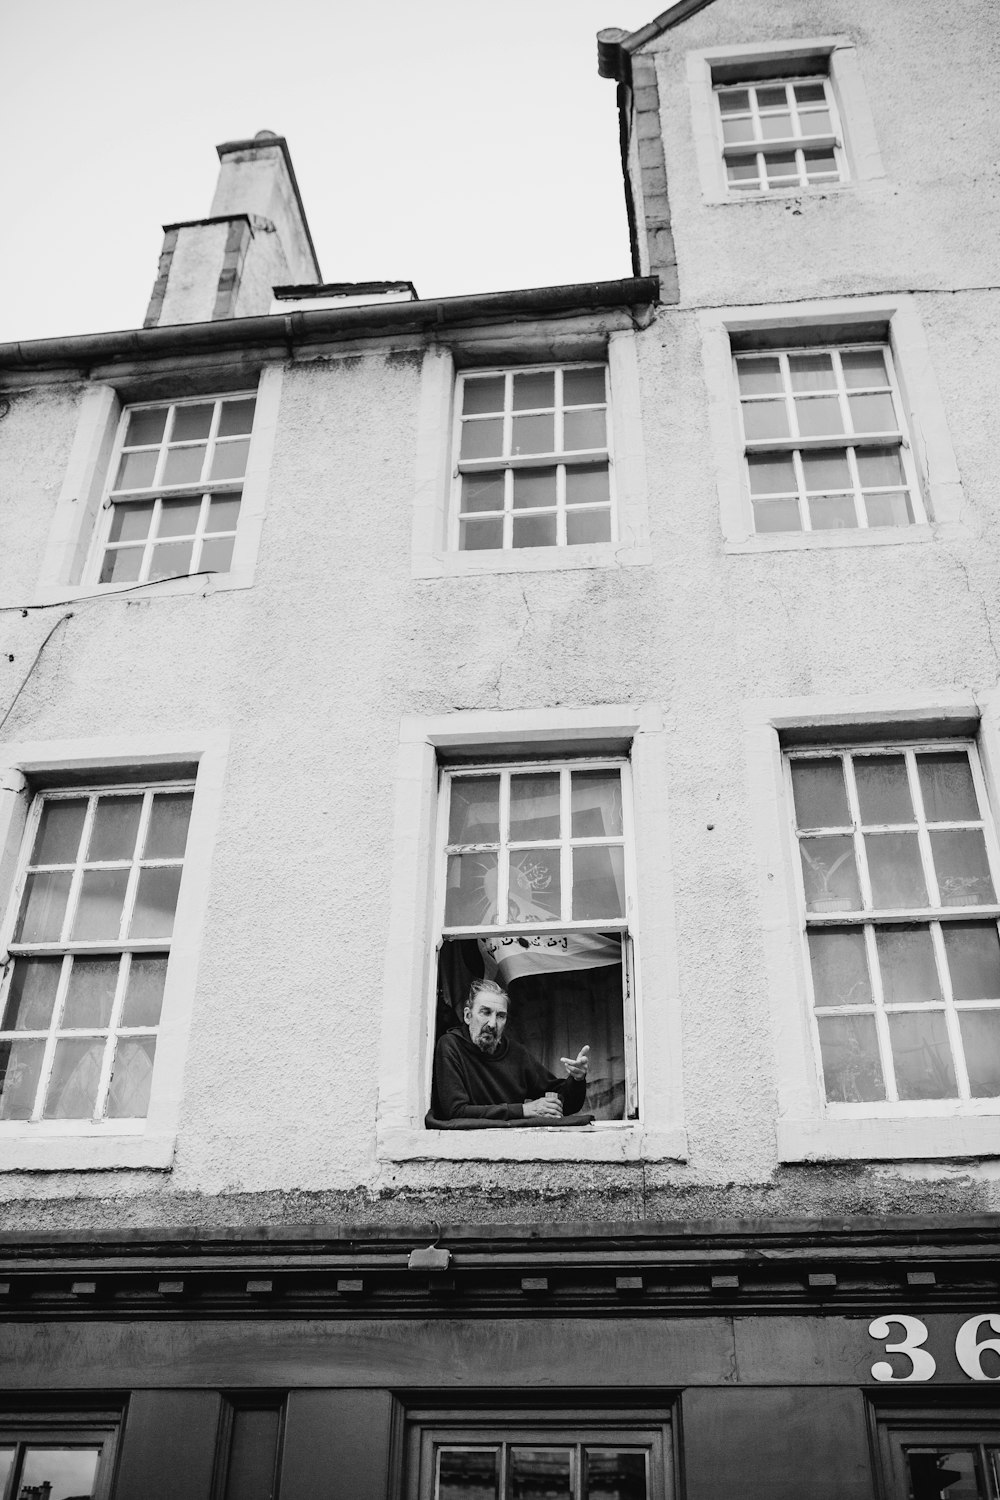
[1, 0, 661, 344]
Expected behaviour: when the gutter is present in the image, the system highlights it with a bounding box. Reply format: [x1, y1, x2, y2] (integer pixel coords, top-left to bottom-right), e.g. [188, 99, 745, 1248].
[0, 277, 660, 374]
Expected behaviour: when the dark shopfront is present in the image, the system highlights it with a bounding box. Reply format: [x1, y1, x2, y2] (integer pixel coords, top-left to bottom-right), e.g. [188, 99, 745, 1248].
[1, 1218, 998, 1500]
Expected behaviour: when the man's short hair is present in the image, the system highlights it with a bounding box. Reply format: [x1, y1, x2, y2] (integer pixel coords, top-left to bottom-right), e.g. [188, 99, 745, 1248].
[465, 977, 509, 1011]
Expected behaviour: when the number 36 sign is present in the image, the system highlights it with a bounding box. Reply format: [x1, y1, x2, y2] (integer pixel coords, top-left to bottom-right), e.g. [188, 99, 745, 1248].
[869, 1314, 1000, 1382]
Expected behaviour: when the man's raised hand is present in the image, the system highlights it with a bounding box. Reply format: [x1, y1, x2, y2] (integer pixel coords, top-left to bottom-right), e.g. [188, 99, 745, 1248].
[560, 1044, 590, 1080]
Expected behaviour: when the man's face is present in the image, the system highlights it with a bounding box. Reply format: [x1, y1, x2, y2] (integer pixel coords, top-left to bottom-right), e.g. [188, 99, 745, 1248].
[465, 992, 508, 1054]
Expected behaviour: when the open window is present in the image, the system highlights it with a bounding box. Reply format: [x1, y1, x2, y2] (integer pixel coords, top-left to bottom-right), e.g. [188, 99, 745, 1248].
[0, 1409, 121, 1500]
[434, 758, 638, 1123]
[874, 1399, 1000, 1499]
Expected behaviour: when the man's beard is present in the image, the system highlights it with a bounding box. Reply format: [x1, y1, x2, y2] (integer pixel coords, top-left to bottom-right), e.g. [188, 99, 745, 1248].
[474, 1029, 500, 1054]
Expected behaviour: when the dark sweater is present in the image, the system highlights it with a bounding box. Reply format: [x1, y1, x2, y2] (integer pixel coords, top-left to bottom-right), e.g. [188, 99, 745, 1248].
[432, 1025, 587, 1121]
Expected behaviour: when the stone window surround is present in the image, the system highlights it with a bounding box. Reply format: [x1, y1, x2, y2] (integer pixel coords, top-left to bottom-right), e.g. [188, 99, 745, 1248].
[744, 688, 1000, 1162]
[684, 36, 886, 205]
[0, 728, 228, 1171]
[700, 295, 965, 553]
[410, 331, 652, 579]
[375, 704, 687, 1163]
[32, 364, 283, 607]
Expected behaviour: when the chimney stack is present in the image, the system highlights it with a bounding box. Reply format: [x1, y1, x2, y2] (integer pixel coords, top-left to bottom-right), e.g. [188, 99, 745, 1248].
[144, 130, 321, 328]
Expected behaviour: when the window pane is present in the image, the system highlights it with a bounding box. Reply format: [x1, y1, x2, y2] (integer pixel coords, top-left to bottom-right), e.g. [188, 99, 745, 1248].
[722, 115, 755, 144]
[864, 492, 913, 527]
[808, 927, 872, 1007]
[889, 1010, 957, 1099]
[854, 754, 914, 825]
[905, 1449, 982, 1500]
[148, 540, 194, 580]
[124, 407, 167, 446]
[568, 461, 612, 504]
[33, 798, 87, 864]
[795, 396, 843, 436]
[109, 501, 154, 545]
[848, 392, 897, 432]
[876, 925, 940, 1004]
[959, 1011, 1000, 1098]
[865, 831, 928, 908]
[747, 453, 796, 494]
[15, 870, 72, 942]
[87, 794, 142, 862]
[463, 377, 505, 415]
[460, 518, 504, 551]
[206, 495, 242, 532]
[566, 510, 611, 544]
[799, 108, 832, 135]
[2, 958, 62, 1030]
[199, 536, 236, 573]
[115, 449, 158, 489]
[573, 845, 625, 920]
[799, 835, 861, 911]
[742, 401, 790, 440]
[509, 848, 561, 921]
[511, 1448, 572, 1500]
[763, 151, 797, 179]
[19, 1447, 102, 1500]
[62, 956, 120, 1028]
[446, 852, 498, 926]
[761, 112, 793, 140]
[794, 82, 827, 103]
[856, 446, 905, 487]
[801, 449, 851, 490]
[461, 419, 503, 460]
[841, 349, 888, 388]
[718, 89, 750, 113]
[918, 752, 979, 822]
[217, 397, 256, 436]
[448, 776, 500, 845]
[511, 514, 557, 548]
[788, 353, 834, 392]
[461, 473, 505, 515]
[210, 438, 251, 481]
[736, 357, 782, 397]
[817, 1014, 885, 1101]
[808, 495, 856, 529]
[0, 1037, 44, 1118]
[438, 1448, 499, 1500]
[563, 409, 607, 451]
[572, 770, 623, 837]
[105, 1035, 156, 1117]
[753, 498, 801, 532]
[943, 922, 1000, 999]
[72, 868, 129, 940]
[171, 403, 214, 440]
[585, 1449, 648, 1500]
[512, 470, 557, 510]
[563, 367, 606, 406]
[100, 547, 144, 585]
[512, 414, 554, 455]
[161, 445, 207, 485]
[510, 774, 561, 841]
[804, 149, 838, 179]
[930, 828, 996, 906]
[158, 498, 202, 538]
[144, 792, 193, 859]
[43, 1036, 105, 1118]
[512, 371, 554, 410]
[757, 86, 788, 108]
[129, 866, 182, 938]
[791, 758, 850, 828]
[121, 954, 168, 1026]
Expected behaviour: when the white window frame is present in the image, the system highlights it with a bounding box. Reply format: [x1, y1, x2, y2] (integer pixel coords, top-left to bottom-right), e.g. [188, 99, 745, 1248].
[745, 688, 1000, 1161]
[32, 366, 283, 606]
[715, 74, 846, 196]
[375, 704, 686, 1162]
[411, 332, 652, 578]
[685, 37, 885, 205]
[436, 756, 640, 1122]
[0, 729, 228, 1171]
[700, 295, 966, 552]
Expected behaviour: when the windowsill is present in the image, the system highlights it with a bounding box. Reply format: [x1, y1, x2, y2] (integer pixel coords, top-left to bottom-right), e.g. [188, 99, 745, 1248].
[30, 570, 256, 608]
[0, 1127, 176, 1171]
[724, 524, 936, 555]
[704, 181, 862, 207]
[777, 1114, 1000, 1162]
[412, 542, 652, 579]
[376, 1123, 688, 1163]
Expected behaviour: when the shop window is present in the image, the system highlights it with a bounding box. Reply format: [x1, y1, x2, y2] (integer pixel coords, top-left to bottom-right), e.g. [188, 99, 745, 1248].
[875, 1401, 1000, 1498]
[735, 343, 922, 534]
[453, 365, 613, 552]
[716, 74, 845, 194]
[406, 1410, 673, 1500]
[90, 393, 256, 585]
[434, 758, 638, 1122]
[0, 780, 194, 1125]
[0, 1411, 121, 1500]
[788, 742, 1000, 1107]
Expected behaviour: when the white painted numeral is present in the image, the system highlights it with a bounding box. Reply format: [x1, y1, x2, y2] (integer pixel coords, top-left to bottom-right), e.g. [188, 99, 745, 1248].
[868, 1315, 936, 1382]
[955, 1315, 1000, 1381]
